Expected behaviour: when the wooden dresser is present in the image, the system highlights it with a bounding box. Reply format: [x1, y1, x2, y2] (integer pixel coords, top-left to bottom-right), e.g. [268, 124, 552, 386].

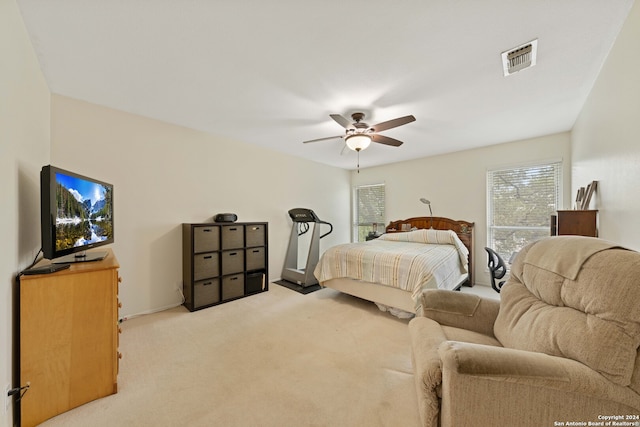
[551, 210, 598, 237]
[19, 249, 121, 427]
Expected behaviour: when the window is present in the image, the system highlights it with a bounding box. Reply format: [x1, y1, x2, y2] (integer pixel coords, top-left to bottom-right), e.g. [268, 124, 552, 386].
[487, 162, 562, 263]
[353, 183, 385, 242]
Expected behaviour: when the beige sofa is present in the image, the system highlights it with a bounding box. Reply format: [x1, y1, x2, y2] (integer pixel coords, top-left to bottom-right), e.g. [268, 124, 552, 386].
[409, 236, 640, 426]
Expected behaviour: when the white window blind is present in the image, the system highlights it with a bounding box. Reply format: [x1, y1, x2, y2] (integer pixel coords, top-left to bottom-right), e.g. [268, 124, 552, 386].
[354, 184, 385, 242]
[487, 162, 562, 262]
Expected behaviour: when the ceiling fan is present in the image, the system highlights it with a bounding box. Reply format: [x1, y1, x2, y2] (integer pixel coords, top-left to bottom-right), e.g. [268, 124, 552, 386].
[303, 112, 416, 152]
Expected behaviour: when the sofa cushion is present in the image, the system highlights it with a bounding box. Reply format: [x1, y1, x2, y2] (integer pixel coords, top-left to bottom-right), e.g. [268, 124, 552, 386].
[495, 238, 640, 386]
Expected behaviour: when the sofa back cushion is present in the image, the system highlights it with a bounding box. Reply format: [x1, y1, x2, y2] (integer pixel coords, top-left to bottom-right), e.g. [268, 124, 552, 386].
[494, 237, 640, 386]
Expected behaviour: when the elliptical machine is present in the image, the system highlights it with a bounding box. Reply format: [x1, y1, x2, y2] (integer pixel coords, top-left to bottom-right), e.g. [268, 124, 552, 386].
[281, 208, 333, 287]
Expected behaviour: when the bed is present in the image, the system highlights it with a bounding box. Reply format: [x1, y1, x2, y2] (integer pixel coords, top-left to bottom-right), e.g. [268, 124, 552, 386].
[314, 216, 474, 316]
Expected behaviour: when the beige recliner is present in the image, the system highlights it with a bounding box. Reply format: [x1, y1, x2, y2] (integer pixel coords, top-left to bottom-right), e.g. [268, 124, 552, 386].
[409, 236, 640, 426]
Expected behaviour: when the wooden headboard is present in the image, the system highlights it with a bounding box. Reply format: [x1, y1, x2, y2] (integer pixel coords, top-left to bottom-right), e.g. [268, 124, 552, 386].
[385, 216, 475, 287]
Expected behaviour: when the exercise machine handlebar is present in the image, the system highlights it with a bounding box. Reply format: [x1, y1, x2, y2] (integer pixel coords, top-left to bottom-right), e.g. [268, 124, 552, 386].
[288, 208, 333, 239]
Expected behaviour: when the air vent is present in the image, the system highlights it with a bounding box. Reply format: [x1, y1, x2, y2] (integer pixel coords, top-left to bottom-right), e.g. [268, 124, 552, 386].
[502, 39, 538, 76]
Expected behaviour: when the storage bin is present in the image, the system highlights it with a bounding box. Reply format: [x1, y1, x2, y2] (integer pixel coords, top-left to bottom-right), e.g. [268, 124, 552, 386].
[246, 247, 265, 271]
[194, 278, 220, 308]
[193, 225, 219, 253]
[222, 274, 244, 300]
[245, 224, 265, 247]
[193, 252, 219, 281]
[221, 250, 244, 275]
[245, 272, 264, 294]
[221, 225, 244, 249]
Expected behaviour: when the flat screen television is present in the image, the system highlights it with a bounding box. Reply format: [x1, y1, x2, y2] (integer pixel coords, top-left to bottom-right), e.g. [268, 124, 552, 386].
[40, 165, 114, 263]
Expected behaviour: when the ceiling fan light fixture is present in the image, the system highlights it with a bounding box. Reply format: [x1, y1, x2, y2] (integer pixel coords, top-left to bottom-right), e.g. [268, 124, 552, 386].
[346, 134, 371, 151]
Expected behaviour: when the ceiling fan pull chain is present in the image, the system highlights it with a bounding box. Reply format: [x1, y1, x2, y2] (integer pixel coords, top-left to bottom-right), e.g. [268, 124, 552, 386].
[357, 150, 360, 173]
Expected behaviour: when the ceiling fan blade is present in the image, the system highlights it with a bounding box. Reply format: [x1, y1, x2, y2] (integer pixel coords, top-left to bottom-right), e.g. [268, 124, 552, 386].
[371, 134, 403, 147]
[303, 135, 344, 144]
[330, 114, 354, 129]
[370, 115, 416, 132]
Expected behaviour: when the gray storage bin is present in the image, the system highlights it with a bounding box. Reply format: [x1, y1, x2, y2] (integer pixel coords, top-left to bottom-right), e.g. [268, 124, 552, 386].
[222, 274, 244, 300]
[194, 278, 220, 308]
[194, 252, 219, 281]
[193, 225, 219, 253]
[245, 224, 265, 247]
[246, 247, 265, 271]
[221, 250, 244, 275]
[221, 225, 244, 249]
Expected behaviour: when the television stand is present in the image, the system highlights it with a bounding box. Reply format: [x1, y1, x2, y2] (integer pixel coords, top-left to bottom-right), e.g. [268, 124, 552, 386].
[52, 250, 108, 264]
[19, 249, 121, 426]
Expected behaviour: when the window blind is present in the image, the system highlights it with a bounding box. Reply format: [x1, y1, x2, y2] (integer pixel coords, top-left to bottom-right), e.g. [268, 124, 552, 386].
[354, 184, 385, 241]
[487, 162, 561, 261]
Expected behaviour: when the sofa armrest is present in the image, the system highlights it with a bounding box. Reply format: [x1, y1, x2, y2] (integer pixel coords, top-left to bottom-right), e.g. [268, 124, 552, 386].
[438, 341, 640, 410]
[419, 289, 499, 338]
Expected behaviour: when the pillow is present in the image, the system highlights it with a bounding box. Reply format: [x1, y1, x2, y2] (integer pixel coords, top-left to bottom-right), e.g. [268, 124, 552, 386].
[379, 229, 469, 271]
[380, 229, 458, 245]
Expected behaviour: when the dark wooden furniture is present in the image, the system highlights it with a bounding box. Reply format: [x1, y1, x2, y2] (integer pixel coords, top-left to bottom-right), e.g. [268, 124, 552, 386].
[19, 249, 121, 427]
[182, 222, 268, 312]
[551, 210, 598, 237]
[386, 216, 475, 287]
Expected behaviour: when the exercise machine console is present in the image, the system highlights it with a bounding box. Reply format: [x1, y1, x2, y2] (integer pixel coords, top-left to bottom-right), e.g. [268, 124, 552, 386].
[281, 208, 333, 287]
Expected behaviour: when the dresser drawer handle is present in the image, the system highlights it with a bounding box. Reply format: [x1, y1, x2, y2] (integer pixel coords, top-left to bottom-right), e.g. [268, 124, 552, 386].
[203, 228, 212, 232]
[229, 252, 238, 256]
[203, 255, 213, 259]
[203, 281, 213, 286]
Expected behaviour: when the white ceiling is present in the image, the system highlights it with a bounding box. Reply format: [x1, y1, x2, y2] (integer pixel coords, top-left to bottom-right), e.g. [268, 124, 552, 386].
[17, 0, 634, 170]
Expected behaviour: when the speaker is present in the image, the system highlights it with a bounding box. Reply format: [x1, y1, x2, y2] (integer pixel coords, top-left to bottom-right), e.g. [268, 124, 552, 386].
[214, 213, 238, 223]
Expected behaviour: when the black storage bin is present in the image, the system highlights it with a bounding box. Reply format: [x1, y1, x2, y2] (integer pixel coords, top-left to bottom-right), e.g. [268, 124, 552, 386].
[245, 272, 265, 294]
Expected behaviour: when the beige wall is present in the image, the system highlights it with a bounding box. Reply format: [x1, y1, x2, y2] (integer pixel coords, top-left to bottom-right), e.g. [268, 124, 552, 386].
[1, 0, 51, 426]
[351, 132, 572, 287]
[51, 95, 351, 317]
[572, 0, 640, 251]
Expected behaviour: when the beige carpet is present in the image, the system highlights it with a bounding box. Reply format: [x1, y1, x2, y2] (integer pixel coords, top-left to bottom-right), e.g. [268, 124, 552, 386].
[40, 285, 422, 427]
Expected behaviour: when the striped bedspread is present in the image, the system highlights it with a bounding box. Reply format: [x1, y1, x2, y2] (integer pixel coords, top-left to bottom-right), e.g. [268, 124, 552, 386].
[314, 229, 469, 305]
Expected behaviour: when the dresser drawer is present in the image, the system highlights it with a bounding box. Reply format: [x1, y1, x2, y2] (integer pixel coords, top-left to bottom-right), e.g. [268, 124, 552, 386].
[221, 225, 244, 249]
[193, 252, 219, 281]
[193, 226, 219, 253]
[222, 274, 244, 300]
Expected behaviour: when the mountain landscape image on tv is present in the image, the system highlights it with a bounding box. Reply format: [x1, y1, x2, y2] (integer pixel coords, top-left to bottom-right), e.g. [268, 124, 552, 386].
[55, 171, 113, 251]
